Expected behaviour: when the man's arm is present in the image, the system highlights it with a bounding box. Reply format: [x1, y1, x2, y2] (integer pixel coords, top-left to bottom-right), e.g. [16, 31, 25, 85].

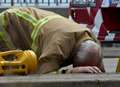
[37, 56, 60, 74]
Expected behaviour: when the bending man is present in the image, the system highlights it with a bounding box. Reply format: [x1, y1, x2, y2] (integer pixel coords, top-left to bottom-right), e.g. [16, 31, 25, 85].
[0, 7, 105, 74]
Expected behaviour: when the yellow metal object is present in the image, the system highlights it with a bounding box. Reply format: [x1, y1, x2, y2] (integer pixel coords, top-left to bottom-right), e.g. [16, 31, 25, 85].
[116, 57, 120, 72]
[0, 50, 37, 75]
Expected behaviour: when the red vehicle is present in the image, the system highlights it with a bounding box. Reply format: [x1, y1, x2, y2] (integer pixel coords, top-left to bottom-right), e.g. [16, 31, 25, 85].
[69, 0, 120, 46]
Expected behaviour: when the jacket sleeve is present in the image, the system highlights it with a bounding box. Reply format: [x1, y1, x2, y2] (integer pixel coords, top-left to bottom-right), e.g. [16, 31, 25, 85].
[37, 30, 76, 73]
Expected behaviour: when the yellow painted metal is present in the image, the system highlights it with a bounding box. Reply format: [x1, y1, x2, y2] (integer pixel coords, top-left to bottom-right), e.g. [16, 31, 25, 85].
[0, 50, 37, 75]
[116, 57, 120, 72]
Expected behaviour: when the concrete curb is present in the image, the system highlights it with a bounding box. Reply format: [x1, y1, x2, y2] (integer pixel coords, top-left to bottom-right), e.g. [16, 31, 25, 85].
[0, 74, 120, 87]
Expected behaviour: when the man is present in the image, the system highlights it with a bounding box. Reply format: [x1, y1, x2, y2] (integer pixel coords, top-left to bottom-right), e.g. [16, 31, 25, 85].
[0, 7, 105, 74]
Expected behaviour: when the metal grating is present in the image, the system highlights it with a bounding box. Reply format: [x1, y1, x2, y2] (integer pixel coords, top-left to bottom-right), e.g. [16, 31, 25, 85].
[0, 0, 70, 8]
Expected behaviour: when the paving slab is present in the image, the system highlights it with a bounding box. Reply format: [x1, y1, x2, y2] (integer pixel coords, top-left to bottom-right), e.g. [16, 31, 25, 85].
[1, 74, 120, 87]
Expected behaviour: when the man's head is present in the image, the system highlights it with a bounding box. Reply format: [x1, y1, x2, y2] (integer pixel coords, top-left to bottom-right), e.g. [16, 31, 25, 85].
[72, 40, 105, 72]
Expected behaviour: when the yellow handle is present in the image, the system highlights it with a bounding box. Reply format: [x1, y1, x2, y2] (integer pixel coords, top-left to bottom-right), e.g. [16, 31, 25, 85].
[0, 50, 37, 75]
[116, 57, 120, 72]
[0, 50, 23, 56]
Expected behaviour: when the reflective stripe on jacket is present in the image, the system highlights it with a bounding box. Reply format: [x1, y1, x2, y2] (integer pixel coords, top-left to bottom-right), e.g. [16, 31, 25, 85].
[0, 7, 63, 53]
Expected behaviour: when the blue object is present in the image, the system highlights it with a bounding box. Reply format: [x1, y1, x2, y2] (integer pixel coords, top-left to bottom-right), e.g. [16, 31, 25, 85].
[109, 0, 112, 5]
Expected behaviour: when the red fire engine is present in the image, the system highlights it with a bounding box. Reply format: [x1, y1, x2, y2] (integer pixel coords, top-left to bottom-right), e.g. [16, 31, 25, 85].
[69, 0, 120, 46]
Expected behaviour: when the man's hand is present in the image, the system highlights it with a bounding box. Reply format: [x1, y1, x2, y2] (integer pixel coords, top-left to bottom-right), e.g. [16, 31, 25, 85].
[66, 66, 102, 74]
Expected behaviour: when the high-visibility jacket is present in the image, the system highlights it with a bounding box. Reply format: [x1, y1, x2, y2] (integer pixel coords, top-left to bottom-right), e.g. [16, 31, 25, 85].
[0, 7, 99, 73]
[0, 7, 62, 51]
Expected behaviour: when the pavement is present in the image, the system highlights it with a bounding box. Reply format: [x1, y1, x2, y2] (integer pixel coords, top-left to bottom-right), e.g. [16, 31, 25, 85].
[103, 58, 118, 73]
[102, 47, 120, 73]
[1, 74, 120, 87]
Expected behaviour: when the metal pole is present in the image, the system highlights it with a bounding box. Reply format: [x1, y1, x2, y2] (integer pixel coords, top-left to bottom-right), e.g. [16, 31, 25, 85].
[17, 0, 19, 3]
[29, 0, 32, 3]
[48, 0, 50, 6]
[23, 0, 28, 6]
[66, 0, 68, 3]
[0, 0, 1, 6]
[4, 0, 6, 3]
[23, 0, 25, 3]
[60, 0, 62, 3]
[54, 0, 59, 5]
[20, 0, 23, 6]
[11, 0, 14, 6]
[35, 0, 39, 7]
[42, 0, 44, 3]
